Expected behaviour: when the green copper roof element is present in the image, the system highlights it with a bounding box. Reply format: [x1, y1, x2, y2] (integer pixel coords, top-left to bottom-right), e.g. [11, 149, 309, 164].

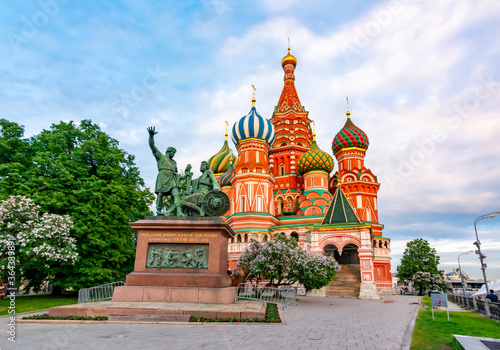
[321, 187, 360, 225]
[233, 228, 270, 233]
[297, 139, 334, 175]
[303, 189, 330, 197]
[208, 136, 238, 174]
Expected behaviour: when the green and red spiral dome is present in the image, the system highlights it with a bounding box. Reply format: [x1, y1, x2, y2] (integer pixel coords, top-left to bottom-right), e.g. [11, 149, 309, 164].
[332, 115, 369, 154]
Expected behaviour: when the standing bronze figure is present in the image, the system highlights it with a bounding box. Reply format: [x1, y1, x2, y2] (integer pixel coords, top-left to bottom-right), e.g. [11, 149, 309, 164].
[147, 126, 183, 216]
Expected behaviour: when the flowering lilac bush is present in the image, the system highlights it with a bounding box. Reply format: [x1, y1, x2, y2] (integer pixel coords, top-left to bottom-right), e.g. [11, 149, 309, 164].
[0, 196, 78, 292]
[413, 271, 452, 295]
[237, 234, 338, 291]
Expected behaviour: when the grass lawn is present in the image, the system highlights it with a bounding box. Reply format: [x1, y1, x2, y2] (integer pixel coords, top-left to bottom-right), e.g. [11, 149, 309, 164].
[411, 296, 500, 349]
[0, 294, 78, 316]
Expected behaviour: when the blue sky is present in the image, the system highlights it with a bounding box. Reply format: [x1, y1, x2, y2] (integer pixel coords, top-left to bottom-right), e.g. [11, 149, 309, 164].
[2, 0, 500, 280]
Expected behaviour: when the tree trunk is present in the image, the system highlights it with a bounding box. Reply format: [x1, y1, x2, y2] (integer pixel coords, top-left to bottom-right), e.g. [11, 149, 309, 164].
[51, 285, 63, 296]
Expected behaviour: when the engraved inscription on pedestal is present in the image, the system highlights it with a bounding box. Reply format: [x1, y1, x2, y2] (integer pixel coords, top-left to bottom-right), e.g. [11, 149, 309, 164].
[146, 243, 209, 269]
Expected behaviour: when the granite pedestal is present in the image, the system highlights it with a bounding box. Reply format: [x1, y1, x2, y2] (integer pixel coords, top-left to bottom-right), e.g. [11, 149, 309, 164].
[112, 216, 237, 304]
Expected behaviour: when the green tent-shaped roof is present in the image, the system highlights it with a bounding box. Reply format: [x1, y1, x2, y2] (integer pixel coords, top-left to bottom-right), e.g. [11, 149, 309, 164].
[321, 186, 360, 225]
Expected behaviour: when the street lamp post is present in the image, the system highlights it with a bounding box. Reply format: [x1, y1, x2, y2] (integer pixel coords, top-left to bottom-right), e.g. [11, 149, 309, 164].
[473, 211, 500, 294]
[458, 251, 472, 297]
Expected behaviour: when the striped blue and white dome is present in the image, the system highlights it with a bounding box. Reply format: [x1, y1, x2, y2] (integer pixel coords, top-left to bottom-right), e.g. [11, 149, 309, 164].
[231, 106, 275, 145]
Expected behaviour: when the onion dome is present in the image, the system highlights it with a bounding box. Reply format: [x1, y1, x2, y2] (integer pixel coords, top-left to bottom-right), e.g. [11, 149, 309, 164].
[232, 96, 275, 146]
[297, 136, 334, 175]
[281, 47, 297, 68]
[208, 132, 238, 174]
[332, 110, 369, 154]
[218, 157, 235, 188]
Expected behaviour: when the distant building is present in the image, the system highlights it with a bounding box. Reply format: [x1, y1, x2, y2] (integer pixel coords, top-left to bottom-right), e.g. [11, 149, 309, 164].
[446, 269, 468, 282]
[445, 269, 486, 293]
[209, 48, 391, 299]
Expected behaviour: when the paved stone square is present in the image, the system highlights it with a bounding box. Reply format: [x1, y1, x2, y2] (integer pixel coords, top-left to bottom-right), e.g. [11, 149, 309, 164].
[0, 295, 421, 350]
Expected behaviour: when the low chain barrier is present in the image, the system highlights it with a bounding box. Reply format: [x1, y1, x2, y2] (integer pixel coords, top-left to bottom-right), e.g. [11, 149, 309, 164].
[78, 281, 125, 303]
[235, 283, 297, 309]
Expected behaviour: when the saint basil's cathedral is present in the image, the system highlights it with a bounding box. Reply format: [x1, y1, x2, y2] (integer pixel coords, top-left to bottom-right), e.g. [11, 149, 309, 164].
[208, 48, 392, 299]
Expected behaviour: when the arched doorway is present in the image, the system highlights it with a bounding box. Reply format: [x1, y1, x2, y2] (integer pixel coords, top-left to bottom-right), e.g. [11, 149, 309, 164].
[339, 244, 359, 264]
[323, 243, 359, 265]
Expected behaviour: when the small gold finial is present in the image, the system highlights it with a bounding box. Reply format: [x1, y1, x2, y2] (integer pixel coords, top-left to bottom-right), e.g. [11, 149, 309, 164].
[346, 96, 351, 118]
[230, 154, 234, 166]
[336, 173, 342, 188]
[251, 84, 256, 107]
[312, 121, 316, 141]
[225, 120, 229, 139]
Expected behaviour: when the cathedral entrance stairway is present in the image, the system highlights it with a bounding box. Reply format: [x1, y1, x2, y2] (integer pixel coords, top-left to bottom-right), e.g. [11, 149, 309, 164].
[325, 264, 361, 298]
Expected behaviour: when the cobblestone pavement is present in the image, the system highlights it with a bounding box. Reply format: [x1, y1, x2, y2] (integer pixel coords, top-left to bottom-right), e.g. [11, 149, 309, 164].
[0, 295, 421, 350]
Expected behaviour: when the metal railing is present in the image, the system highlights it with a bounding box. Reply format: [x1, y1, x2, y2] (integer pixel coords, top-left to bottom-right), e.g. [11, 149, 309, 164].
[78, 281, 125, 303]
[235, 283, 297, 309]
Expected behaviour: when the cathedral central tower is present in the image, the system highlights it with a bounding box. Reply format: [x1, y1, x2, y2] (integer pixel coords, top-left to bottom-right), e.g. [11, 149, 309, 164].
[269, 48, 313, 215]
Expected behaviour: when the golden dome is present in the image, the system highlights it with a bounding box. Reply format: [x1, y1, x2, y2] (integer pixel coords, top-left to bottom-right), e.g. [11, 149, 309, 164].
[281, 47, 297, 68]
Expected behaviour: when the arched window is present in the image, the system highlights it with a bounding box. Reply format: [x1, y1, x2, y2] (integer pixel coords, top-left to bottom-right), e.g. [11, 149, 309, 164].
[237, 235, 241, 243]
[262, 234, 268, 242]
[277, 198, 283, 214]
[244, 234, 248, 243]
[311, 208, 316, 215]
[291, 232, 299, 241]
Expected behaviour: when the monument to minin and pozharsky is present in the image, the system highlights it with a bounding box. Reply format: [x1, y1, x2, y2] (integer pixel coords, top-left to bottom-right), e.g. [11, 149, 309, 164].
[112, 127, 237, 304]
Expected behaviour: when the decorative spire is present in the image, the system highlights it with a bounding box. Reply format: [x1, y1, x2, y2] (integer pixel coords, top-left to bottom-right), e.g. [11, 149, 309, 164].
[277, 45, 302, 112]
[346, 97, 351, 119]
[251, 84, 256, 107]
[336, 173, 341, 188]
[225, 120, 229, 140]
[312, 121, 316, 141]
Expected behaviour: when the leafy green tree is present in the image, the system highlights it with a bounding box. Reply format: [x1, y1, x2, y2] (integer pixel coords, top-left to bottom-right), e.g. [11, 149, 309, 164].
[0, 119, 32, 198]
[0, 119, 154, 293]
[237, 234, 338, 291]
[397, 238, 444, 295]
